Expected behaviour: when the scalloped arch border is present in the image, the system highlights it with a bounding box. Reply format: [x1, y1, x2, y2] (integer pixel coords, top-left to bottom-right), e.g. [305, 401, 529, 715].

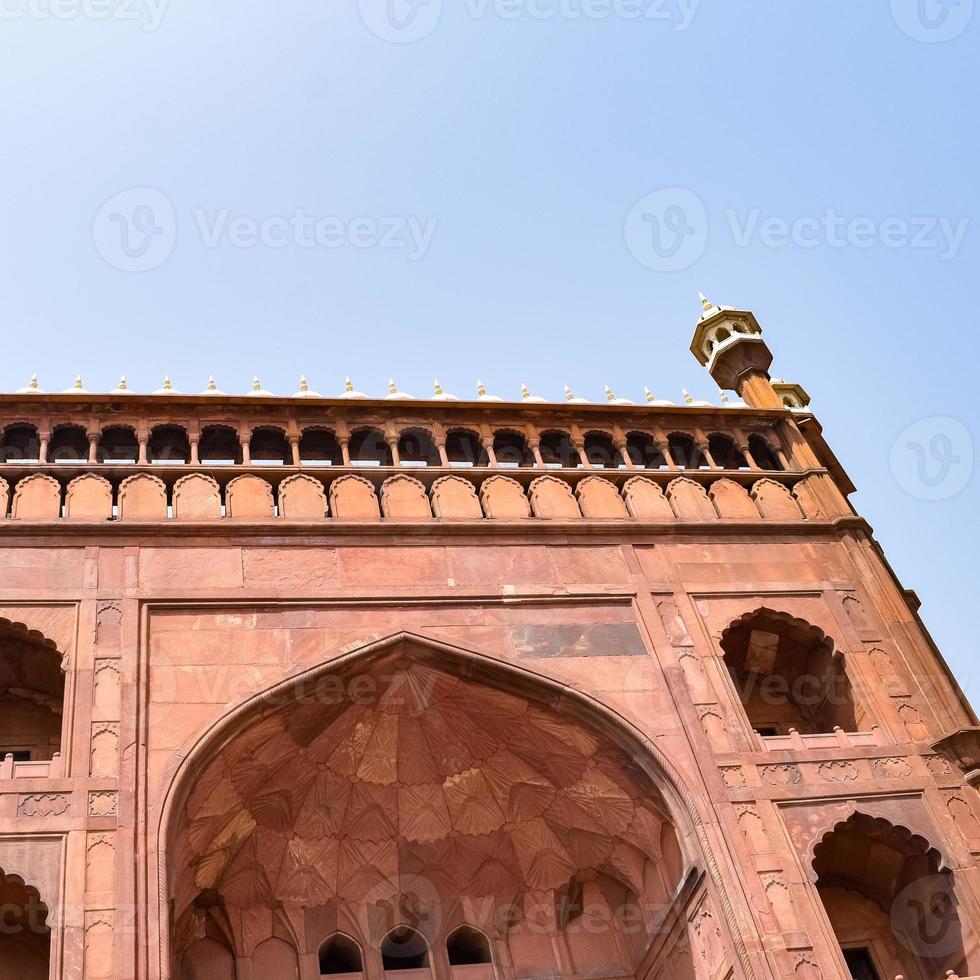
[155, 631, 760, 980]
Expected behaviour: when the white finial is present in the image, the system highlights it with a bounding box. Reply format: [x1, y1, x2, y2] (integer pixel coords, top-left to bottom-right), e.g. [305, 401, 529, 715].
[252, 377, 261, 392]
[683, 389, 695, 405]
[29, 373, 39, 389]
[345, 377, 354, 393]
[73, 375, 83, 390]
[300, 376, 310, 393]
[699, 291, 713, 312]
[434, 380, 444, 396]
[605, 385, 616, 403]
[477, 380, 487, 397]
[17, 373, 43, 394]
[389, 378, 398, 395]
[564, 385, 575, 402]
[118, 375, 127, 390]
[208, 377, 217, 391]
[720, 392, 730, 405]
[521, 383, 531, 400]
[644, 387, 655, 404]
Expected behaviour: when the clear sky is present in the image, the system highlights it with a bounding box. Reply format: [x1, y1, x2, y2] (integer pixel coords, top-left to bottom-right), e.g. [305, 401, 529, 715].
[1, 1, 976, 702]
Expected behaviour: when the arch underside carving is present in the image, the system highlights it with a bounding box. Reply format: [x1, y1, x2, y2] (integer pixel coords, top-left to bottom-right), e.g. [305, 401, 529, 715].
[160, 633, 749, 980]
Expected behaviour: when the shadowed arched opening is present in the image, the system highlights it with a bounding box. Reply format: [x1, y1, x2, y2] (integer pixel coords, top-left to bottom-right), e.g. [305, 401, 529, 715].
[812, 813, 970, 980]
[48, 424, 88, 463]
[0, 620, 64, 761]
[539, 430, 576, 469]
[349, 428, 392, 466]
[199, 426, 243, 465]
[583, 431, 619, 468]
[492, 430, 531, 468]
[708, 434, 747, 470]
[445, 429, 486, 468]
[99, 425, 139, 463]
[382, 928, 429, 971]
[301, 428, 342, 467]
[0, 424, 40, 463]
[160, 633, 726, 980]
[319, 933, 363, 975]
[721, 609, 865, 736]
[446, 926, 492, 966]
[667, 433, 702, 469]
[748, 434, 782, 471]
[398, 428, 441, 467]
[625, 432, 666, 470]
[250, 427, 290, 465]
[0, 867, 50, 979]
[149, 425, 190, 464]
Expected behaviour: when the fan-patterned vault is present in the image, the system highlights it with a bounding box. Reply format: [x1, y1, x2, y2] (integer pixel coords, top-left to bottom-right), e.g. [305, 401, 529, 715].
[170, 641, 684, 965]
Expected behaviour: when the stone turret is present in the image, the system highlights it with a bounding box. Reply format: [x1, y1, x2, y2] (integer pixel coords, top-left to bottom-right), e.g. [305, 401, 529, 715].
[690, 294, 781, 409]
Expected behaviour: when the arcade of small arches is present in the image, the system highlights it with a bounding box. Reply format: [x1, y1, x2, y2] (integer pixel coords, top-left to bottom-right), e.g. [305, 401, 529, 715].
[0, 420, 787, 473]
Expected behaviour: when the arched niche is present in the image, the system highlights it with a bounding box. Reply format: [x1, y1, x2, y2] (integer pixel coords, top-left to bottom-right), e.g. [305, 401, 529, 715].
[157, 633, 743, 980]
[0, 620, 65, 762]
[812, 812, 972, 979]
[0, 867, 50, 979]
[720, 608, 865, 736]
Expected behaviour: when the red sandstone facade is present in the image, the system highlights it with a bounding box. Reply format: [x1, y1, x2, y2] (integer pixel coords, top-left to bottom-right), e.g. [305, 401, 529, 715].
[1, 299, 978, 980]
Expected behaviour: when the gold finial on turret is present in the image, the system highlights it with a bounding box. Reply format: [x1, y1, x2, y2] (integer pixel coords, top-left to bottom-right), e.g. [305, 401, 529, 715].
[720, 392, 731, 405]
[299, 376, 310, 394]
[644, 387, 655, 404]
[605, 386, 617, 403]
[388, 378, 398, 396]
[252, 377, 262, 392]
[73, 375, 83, 390]
[345, 377, 354, 394]
[682, 389, 695, 405]
[699, 291, 713, 312]
[208, 377, 217, 391]
[118, 375, 128, 390]
[29, 373, 39, 390]
[162, 376, 173, 391]
[564, 385, 575, 402]
[521, 383, 531, 400]
[433, 380, 444, 397]
[477, 380, 487, 397]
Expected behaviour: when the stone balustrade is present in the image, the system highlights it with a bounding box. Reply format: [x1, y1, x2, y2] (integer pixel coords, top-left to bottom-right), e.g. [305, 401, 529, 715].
[0, 468, 838, 524]
[0, 752, 62, 779]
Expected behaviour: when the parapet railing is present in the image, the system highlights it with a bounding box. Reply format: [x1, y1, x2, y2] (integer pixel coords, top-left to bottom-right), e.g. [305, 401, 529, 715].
[0, 753, 62, 779]
[0, 466, 840, 524]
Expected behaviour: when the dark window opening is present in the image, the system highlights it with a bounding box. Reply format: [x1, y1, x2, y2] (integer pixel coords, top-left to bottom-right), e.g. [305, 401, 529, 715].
[493, 431, 530, 468]
[445, 430, 486, 468]
[667, 433, 702, 469]
[250, 428, 290, 466]
[446, 927, 492, 967]
[708, 434, 748, 470]
[625, 432, 666, 469]
[842, 947, 881, 980]
[398, 428, 441, 468]
[300, 429, 342, 466]
[0, 629, 65, 762]
[148, 426, 190, 465]
[199, 426, 243, 465]
[319, 934, 363, 975]
[49, 425, 88, 463]
[0, 424, 40, 463]
[349, 429, 392, 467]
[583, 431, 619, 468]
[381, 928, 428, 971]
[539, 431, 576, 468]
[754, 726, 780, 738]
[749, 434, 783, 471]
[4, 750, 32, 762]
[99, 426, 139, 464]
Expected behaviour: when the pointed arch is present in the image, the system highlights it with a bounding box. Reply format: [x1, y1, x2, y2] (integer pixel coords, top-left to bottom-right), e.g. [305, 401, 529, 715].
[156, 631, 762, 980]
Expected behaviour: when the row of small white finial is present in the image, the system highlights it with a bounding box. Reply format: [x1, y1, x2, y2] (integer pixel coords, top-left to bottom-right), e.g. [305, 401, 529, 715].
[12, 373, 740, 407]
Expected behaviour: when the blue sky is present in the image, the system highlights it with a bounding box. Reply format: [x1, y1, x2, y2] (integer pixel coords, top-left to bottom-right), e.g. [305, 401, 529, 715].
[1, 1, 976, 701]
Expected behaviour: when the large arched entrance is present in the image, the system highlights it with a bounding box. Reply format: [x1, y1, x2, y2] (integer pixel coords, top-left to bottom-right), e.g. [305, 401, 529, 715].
[813, 813, 972, 979]
[163, 635, 733, 980]
[0, 866, 51, 979]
